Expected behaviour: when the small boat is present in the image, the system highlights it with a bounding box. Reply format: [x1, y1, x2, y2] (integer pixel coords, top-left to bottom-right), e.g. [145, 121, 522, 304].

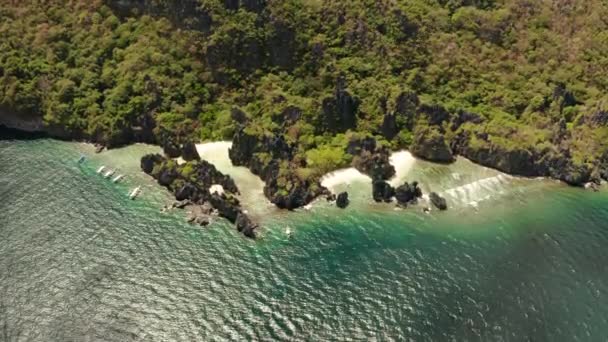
[129, 186, 142, 200]
[96, 166, 106, 174]
[104, 169, 115, 178]
[112, 174, 124, 183]
[285, 227, 293, 237]
[77, 155, 86, 164]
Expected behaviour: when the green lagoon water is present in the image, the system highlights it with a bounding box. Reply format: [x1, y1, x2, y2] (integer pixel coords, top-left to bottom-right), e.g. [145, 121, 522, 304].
[1, 137, 608, 341]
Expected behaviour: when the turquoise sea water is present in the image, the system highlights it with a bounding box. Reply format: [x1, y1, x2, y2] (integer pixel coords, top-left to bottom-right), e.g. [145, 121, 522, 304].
[1, 137, 608, 341]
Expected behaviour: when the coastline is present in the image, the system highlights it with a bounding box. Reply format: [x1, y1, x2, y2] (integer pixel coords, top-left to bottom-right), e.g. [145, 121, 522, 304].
[1, 118, 598, 202]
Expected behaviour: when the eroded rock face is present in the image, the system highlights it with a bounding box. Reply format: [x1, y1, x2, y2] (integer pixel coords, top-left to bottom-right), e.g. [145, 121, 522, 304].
[429, 192, 447, 210]
[417, 104, 450, 126]
[347, 136, 396, 180]
[372, 180, 395, 202]
[181, 141, 200, 161]
[320, 77, 359, 133]
[162, 139, 181, 158]
[236, 212, 258, 238]
[141, 153, 258, 238]
[229, 125, 328, 210]
[395, 181, 422, 206]
[336, 192, 349, 208]
[410, 127, 454, 163]
[381, 113, 398, 140]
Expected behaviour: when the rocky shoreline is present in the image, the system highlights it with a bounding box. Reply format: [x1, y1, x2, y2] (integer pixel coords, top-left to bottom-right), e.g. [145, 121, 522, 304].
[140, 147, 258, 238]
[3, 103, 604, 228]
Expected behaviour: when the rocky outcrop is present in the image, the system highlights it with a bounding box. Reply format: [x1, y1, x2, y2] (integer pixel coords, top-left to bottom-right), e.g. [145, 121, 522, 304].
[429, 192, 447, 210]
[320, 77, 359, 133]
[229, 124, 328, 210]
[141, 154, 258, 238]
[236, 212, 258, 238]
[162, 139, 181, 158]
[372, 180, 395, 202]
[454, 135, 593, 186]
[336, 192, 349, 208]
[395, 181, 423, 206]
[181, 141, 200, 161]
[417, 104, 450, 126]
[380, 113, 398, 140]
[347, 136, 396, 180]
[410, 126, 454, 163]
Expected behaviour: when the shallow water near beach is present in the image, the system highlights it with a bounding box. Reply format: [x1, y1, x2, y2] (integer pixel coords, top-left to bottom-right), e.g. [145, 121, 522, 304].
[2, 137, 608, 340]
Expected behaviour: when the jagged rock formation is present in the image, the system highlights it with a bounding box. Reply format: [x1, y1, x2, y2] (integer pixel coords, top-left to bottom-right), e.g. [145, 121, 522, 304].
[395, 181, 423, 206]
[336, 192, 349, 208]
[229, 118, 329, 210]
[410, 126, 454, 163]
[372, 180, 395, 203]
[429, 192, 448, 210]
[140, 154, 257, 238]
[347, 136, 395, 181]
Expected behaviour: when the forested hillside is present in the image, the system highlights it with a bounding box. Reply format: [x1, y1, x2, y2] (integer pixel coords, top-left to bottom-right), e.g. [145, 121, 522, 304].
[2, 0, 608, 190]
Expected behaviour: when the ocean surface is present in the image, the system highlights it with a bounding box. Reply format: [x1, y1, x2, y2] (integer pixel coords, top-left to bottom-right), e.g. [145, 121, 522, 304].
[1, 137, 608, 341]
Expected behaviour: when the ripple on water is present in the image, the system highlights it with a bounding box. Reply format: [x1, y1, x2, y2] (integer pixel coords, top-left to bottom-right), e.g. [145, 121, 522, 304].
[1, 139, 608, 340]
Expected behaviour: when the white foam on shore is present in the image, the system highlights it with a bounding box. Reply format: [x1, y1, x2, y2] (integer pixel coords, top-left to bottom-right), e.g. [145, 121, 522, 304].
[320, 168, 372, 192]
[388, 150, 417, 186]
[441, 174, 512, 206]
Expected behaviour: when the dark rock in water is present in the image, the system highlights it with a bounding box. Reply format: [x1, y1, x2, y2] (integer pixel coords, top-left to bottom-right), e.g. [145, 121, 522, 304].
[429, 192, 447, 210]
[326, 193, 337, 202]
[410, 126, 454, 163]
[236, 212, 258, 238]
[181, 141, 200, 161]
[208, 193, 241, 223]
[395, 181, 423, 205]
[336, 192, 349, 208]
[162, 139, 181, 158]
[372, 180, 395, 202]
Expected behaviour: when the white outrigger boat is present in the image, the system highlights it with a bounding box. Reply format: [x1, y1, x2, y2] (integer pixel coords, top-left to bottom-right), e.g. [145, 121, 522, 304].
[285, 226, 293, 237]
[112, 174, 125, 183]
[129, 186, 142, 200]
[96, 166, 106, 174]
[103, 169, 115, 178]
